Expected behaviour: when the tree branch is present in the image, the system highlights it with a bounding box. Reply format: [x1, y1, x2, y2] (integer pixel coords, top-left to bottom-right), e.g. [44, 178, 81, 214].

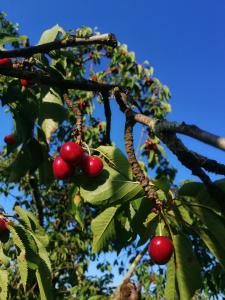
[0, 33, 117, 58]
[28, 174, 44, 226]
[102, 91, 112, 145]
[63, 92, 82, 143]
[0, 66, 115, 92]
[111, 245, 148, 300]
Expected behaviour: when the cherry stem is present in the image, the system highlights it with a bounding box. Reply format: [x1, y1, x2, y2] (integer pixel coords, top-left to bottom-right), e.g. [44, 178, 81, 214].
[159, 218, 163, 236]
[161, 209, 173, 239]
[82, 142, 91, 156]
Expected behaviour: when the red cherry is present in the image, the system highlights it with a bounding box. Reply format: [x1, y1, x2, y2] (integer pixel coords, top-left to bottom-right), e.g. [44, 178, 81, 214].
[0, 218, 9, 232]
[52, 156, 73, 180]
[21, 79, 29, 87]
[0, 58, 12, 67]
[0, 218, 10, 243]
[60, 142, 84, 165]
[148, 236, 174, 265]
[81, 155, 103, 177]
[4, 134, 16, 145]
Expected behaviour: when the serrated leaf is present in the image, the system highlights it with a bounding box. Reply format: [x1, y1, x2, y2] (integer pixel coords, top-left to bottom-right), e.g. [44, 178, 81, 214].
[38, 25, 65, 45]
[173, 234, 202, 300]
[17, 251, 28, 290]
[0, 245, 10, 267]
[36, 260, 53, 300]
[15, 206, 32, 230]
[165, 254, 179, 300]
[185, 203, 225, 252]
[79, 163, 144, 206]
[91, 206, 118, 252]
[196, 228, 225, 270]
[8, 225, 29, 289]
[0, 270, 8, 300]
[39, 88, 66, 143]
[96, 146, 132, 180]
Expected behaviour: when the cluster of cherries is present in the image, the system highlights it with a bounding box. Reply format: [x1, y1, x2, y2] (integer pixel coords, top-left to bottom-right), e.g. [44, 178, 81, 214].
[0, 58, 29, 87]
[52, 141, 103, 180]
[148, 236, 173, 265]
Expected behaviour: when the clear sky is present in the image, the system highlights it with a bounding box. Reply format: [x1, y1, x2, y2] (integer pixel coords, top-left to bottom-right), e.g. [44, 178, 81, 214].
[1, 0, 225, 183]
[0, 0, 225, 288]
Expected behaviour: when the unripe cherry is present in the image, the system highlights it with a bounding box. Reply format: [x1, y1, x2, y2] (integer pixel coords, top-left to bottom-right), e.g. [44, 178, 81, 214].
[60, 141, 84, 165]
[52, 156, 73, 180]
[148, 236, 174, 265]
[81, 155, 103, 177]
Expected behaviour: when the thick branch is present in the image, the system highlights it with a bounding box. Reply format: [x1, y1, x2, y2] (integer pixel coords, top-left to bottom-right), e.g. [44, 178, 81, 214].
[0, 33, 117, 58]
[159, 131, 225, 213]
[0, 66, 115, 92]
[156, 121, 225, 152]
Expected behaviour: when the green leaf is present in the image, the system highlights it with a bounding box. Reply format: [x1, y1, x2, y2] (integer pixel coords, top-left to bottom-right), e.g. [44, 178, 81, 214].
[69, 188, 84, 230]
[79, 163, 144, 206]
[96, 146, 132, 180]
[144, 212, 158, 227]
[0, 270, 8, 300]
[17, 251, 28, 290]
[196, 228, 225, 270]
[91, 206, 119, 252]
[39, 88, 66, 143]
[178, 181, 203, 198]
[14, 206, 32, 230]
[173, 234, 202, 300]
[0, 245, 10, 267]
[36, 261, 53, 300]
[165, 254, 179, 300]
[185, 203, 225, 252]
[8, 225, 29, 289]
[0, 35, 27, 46]
[38, 25, 65, 45]
[6, 139, 43, 182]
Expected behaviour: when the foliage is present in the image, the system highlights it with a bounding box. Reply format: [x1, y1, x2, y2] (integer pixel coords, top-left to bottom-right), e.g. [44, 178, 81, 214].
[0, 12, 225, 300]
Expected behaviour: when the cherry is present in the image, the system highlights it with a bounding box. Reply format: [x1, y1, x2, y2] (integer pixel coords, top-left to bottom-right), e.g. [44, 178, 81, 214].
[0, 218, 10, 243]
[148, 236, 174, 265]
[0, 218, 9, 232]
[81, 155, 103, 177]
[60, 141, 84, 165]
[52, 156, 73, 180]
[4, 134, 16, 145]
[0, 58, 12, 67]
[21, 79, 29, 87]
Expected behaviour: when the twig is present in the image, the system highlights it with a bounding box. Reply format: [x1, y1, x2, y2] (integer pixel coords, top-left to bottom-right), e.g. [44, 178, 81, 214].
[111, 244, 148, 300]
[63, 92, 82, 143]
[28, 174, 44, 226]
[102, 91, 112, 145]
[0, 33, 117, 58]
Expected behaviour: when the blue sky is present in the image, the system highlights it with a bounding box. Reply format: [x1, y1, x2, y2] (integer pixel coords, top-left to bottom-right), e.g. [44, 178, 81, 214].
[1, 0, 225, 184]
[1, 0, 225, 288]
